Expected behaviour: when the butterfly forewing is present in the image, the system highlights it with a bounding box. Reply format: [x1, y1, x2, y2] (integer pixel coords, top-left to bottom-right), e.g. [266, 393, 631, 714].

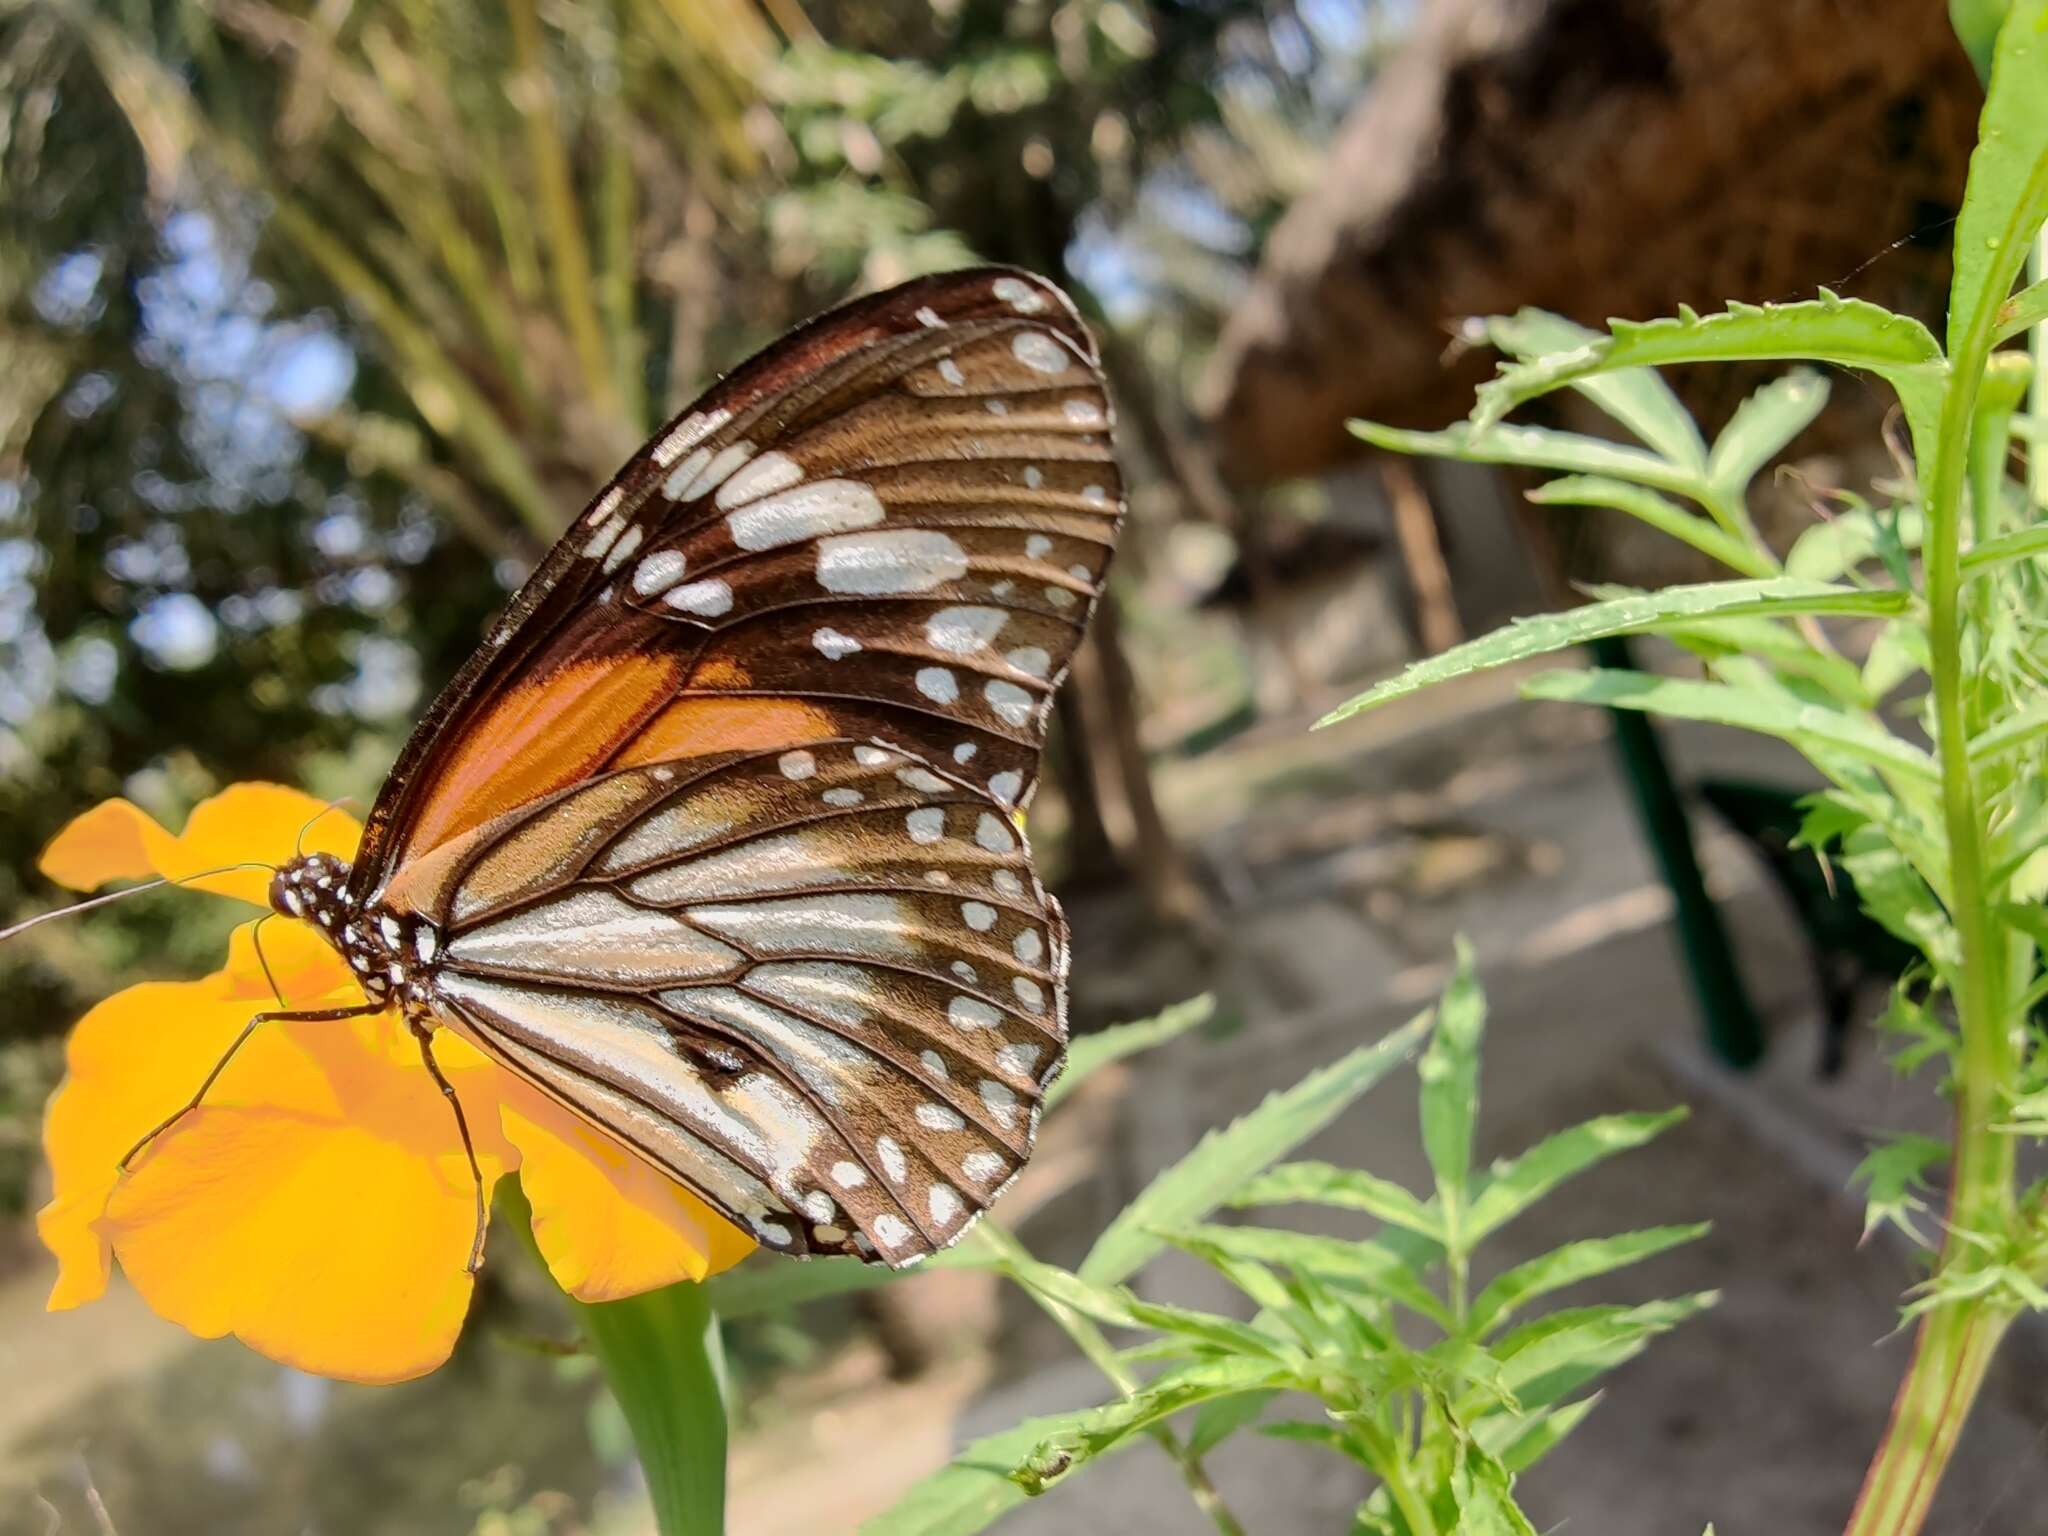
[354, 269, 1119, 880]
[350, 268, 1117, 1265]
[408, 741, 1066, 1262]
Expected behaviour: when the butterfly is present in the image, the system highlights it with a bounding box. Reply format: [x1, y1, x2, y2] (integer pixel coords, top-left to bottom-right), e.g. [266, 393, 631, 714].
[242, 267, 1120, 1269]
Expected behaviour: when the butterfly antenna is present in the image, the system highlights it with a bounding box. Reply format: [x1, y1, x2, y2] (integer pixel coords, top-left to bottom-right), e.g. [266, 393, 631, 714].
[0, 861, 280, 948]
[294, 798, 359, 858]
[249, 912, 287, 1008]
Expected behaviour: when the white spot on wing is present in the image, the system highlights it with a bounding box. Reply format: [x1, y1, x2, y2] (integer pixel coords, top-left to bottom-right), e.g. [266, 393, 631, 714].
[992, 276, 1049, 314]
[929, 1184, 963, 1225]
[962, 901, 997, 932]
[651, 409, 729, 467]
[962, 1150, 1005, 1185]
[977, 813, 1016, 853]
[1007, 646, 1052, 679]
[817, 530, 969, 595]
[822, 786, 864, 808]
[916, 666, 959, 705]
[873, 1213, 912, 1248]
[714, 450, 804, 510]
[813, 627, 862, 660]
[1025, 533, 1052, 558]
[680, 441, 755, 499]
[1014, 928, 1044, 965]
[1012, 331, 1069, 374]
[997, 1041, 1043, 1075]
[988, 770, 1023, 806]
[779, 750, 816, 781]
[877, 1136, 908, 1184]
[916, 1102, 965, 1131]
[949, 996, 1001, 1031]
[728, 478, 885, 550]
[898, 766, 948, 793]
[1013, 977, 1044, 1011]
[980, 1078, 1020, 1127]
[906, 807, 946, 844]
[1064, 398, 1105, 427]
[602, 523, 643, 574]
[664, 578, 733, 616]
[926, 606, 1007, 654]
[985, 680, 1034, 728]
[938, 358, 965, 386]
[832, 1160, 867, 1189]
[633, 549, 688, 596]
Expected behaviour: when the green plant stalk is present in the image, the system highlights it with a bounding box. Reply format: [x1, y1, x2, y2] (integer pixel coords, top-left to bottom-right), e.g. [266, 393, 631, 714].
[2033, 230, 2048, 505]
[498, 1179, 728, 1536]
[1353, 1418, 1439, 1536]
[1845, 248, 2020, 1536]
[973, 1223, 1248, 1536]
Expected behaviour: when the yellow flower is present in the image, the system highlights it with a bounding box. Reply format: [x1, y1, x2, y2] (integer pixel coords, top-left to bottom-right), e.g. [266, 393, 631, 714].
[36, 783, 755, 1384]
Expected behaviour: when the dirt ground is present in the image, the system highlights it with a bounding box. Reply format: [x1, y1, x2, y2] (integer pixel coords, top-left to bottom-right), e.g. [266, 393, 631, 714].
[7, 665, 2046, 1533]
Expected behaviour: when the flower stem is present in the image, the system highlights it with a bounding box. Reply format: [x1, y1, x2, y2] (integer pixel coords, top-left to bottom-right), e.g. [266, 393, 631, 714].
[499, 1178, 728, 1536]
[1843, 1302, 2009, 1534]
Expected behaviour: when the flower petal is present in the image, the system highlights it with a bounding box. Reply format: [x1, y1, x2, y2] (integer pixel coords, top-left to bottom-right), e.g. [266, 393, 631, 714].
[102, 1013, 514, 1384]
[36, 968, 336, 1313]
[39, 783, 362, 905]
[500, 1085, 755, 1302]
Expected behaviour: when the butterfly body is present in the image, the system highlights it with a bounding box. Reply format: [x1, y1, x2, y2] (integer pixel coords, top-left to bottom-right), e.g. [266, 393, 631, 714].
[263, 268, 1120, 1268]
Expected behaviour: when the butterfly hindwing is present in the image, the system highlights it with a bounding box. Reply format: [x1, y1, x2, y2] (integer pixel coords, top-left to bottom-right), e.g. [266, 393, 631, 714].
[410, 741, 1065, 1263]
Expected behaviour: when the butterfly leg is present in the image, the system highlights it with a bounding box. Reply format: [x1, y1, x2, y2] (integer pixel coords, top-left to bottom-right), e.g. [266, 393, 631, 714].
[119, 1002, 385, 1173]
[411, 1020, 489, 1274]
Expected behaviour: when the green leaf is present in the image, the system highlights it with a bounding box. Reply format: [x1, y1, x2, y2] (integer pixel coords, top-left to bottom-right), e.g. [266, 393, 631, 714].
[1166, 1223, 1450, 1327]
[1480, 1394, 1601, 1475]
[998, 1252, 1147, 1331]
[1519, 669, 1940, 782]
[1995, 275, 2048, 344]
[1471, 297, 1946, 442]
[1784, 506, 1927, 582]
[1318, 580, 1908, 726]
[857, 1404, 1135, 1535]
[1524, 477, 1774, 577]
[1122, 1296, 1301, 1363]
[1962, 521, 2048, 578]
[1231, 1161, 1444, 1241]
[1707, 369, 1831, 492]
[1951, 0, 2011, 81]
[1352, 420, 1694, 494]
[1077, 1013, 1431, 1285]
[1850, 1133, 1949, 1246]
[1477, 1293, 1718, 1413]
[1835, 825, 1959, 968]
[1465, 1110, 1687, 1242]
[1968, 694, 2048, 765]
[1466, 1225, 1710, 1337]
[1011, 1358, 1289, 1495]
[1449, 1440, 1541, 1536]
[1421, 938, 1485, 1226]
[1945, 0, 2048, 359]
[1484, 308, 1707, 468]
[1046, 995, 1215, 1113]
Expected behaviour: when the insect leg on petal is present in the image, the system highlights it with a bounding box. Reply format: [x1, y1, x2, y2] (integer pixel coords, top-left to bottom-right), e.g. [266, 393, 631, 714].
[410, 1020, 489, 1273]
[118, 1002, 389, 1172]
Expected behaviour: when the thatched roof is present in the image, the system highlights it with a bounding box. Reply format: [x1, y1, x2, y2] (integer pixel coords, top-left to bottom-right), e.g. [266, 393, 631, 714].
[1200, 0, 1981, 484]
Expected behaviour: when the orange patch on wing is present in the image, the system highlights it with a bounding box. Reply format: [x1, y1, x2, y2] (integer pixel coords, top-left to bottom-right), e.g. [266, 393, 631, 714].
[690, 656, 751, 688]
[403, 655, 681, 859]
[614, 697, 841, 767]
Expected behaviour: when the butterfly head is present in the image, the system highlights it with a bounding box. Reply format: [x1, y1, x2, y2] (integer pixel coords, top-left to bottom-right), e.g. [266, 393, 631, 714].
[271, 854, 445, 1011]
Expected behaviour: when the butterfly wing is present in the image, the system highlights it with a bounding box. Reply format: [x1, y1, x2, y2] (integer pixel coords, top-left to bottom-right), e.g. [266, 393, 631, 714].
[351, 267, 1119, 891]
[362, 269, 1120, 1264]
[402, 740, 1063, 1262]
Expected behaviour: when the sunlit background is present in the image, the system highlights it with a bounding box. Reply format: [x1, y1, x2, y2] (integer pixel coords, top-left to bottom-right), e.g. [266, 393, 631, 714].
[4, 2, 2041, 1532]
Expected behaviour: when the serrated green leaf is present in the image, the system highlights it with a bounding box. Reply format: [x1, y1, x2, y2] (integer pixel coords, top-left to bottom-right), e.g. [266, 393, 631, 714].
[1519, 669, 1939, 782]
[1046, 995, 1215, 1113]
[1851, 1133, 1949, 1246]
[1167, 1223, 1450, 1327]
[1231, 1161, 1444, 1241]
[1077, 1013, 1431, 1285]
[1963, 521, 2048, 578]
[1122, 1296, 1300, 1362]
[1449, 1439, 1541, 1536]
[1835, 824, 1959, 968]
[1945, 0, 2048, 359]
[1466, 1225, 1710, 1337]
[1011, 1358, 1289, 1495]
[1485, 308, 1707, 468]
[1318, 580, 1908, 726]
[998, 1253, 1146, 1330]
[1525, 476, 1775, 576]
[1421, 939, 1485, 1226]
[856, 1403, 1133, 1535]
[1707, 369, 1832, 492]
[1466, 1109, 1687, 1241]
[1470, 298, 1946, 442]
[1475, 1293, 1717, 1413]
